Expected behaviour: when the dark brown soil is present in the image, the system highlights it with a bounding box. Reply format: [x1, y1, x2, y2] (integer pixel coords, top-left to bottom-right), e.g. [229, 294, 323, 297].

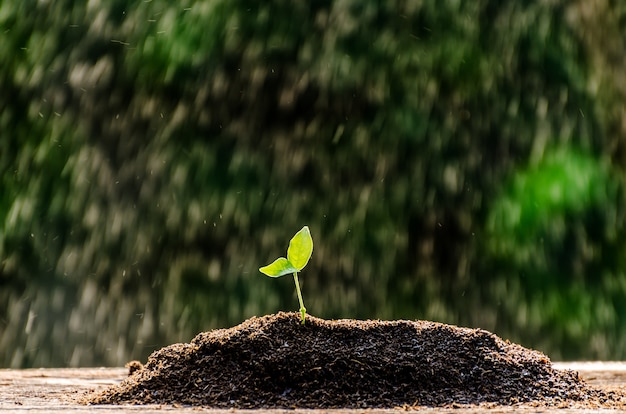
[85, 312, 626, 409]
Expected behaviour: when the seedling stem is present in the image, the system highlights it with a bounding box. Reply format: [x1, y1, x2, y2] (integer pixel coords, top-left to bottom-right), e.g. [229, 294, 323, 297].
[292, 272, 306, 324]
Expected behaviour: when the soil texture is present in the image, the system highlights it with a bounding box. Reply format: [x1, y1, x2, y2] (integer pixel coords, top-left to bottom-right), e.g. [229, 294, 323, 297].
[85, 312, 626, 409]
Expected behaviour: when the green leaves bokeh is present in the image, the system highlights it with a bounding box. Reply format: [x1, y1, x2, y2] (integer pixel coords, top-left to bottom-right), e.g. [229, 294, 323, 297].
[2, 0, 626, 366]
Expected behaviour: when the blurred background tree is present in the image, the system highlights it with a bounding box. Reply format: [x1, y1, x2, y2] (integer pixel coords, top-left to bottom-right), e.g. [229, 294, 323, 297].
[1, 0, 625, 367]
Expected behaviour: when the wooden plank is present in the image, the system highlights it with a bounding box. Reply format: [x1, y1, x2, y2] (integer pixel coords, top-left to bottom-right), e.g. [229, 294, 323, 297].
[0, 364, 624, 413]
[552, 361, 626, 386]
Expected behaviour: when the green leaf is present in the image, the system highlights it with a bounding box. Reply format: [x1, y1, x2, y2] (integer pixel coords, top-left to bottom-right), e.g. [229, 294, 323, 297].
[287, 226, 313, 271]
[259, 257, 298, 278]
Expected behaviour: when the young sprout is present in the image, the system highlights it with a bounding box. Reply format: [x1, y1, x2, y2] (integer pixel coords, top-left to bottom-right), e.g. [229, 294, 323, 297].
[259, 226, 313, 324]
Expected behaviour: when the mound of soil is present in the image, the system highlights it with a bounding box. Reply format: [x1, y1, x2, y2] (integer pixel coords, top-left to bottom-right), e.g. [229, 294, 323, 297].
[86, 312, 623, 409]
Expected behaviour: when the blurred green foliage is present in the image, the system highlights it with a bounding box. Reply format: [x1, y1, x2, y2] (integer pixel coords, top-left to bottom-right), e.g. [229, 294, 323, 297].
[484, 147, 624, 358]
[1, 0, 626, 366]
[488, 147, 615, 252]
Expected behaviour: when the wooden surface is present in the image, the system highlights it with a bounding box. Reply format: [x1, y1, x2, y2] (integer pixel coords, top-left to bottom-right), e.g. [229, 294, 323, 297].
[0, 363, 625, 413]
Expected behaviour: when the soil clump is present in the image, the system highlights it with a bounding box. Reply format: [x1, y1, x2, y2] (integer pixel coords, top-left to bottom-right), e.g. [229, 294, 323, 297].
[85, 312, 625, 409]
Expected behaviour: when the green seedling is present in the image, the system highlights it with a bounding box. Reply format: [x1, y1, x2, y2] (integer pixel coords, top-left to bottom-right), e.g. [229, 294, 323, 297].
[259, 226, 313, 324]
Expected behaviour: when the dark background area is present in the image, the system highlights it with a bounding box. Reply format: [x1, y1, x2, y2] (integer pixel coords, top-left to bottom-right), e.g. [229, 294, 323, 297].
[1, 0, 626, 367]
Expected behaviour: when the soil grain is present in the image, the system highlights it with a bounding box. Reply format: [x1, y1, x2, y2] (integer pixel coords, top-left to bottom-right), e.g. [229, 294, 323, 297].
[86, 312, 625, 409]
